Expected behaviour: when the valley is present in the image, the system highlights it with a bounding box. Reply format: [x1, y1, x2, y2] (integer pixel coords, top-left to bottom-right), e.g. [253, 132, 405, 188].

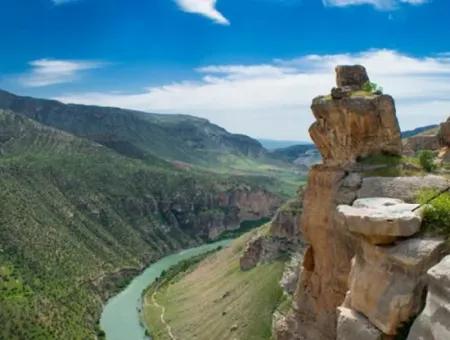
[0, 91, 304, 339]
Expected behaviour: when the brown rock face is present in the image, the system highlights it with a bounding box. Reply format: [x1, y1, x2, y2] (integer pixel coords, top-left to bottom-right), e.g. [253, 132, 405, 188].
[439, 117, 450, 146]
[310, 95, 402, 166]
[336, 65, 370, 90]
[276, 66, 402, 340]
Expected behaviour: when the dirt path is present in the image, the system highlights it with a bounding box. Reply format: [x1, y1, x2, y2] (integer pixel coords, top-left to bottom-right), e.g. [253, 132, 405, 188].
[151, 291, 177, 340]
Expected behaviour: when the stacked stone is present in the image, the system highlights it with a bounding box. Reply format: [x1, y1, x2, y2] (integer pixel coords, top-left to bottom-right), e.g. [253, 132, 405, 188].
[336, 198, 446, 338]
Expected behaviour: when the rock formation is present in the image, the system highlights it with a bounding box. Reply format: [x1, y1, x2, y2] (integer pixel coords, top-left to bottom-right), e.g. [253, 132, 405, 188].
[240, 191, 304, 271]
[407, 255, 450, 340]
[275, 65, 449, 340]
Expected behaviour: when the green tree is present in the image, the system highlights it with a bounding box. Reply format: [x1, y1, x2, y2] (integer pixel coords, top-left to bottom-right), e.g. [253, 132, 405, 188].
[418, 150, 437, 172]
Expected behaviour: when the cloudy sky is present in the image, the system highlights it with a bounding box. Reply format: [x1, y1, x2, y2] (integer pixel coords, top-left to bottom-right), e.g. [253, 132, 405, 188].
[1, 0, 449, 140]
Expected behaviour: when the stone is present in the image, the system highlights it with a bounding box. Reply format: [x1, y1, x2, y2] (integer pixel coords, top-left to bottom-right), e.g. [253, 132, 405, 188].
[348, 237, 447, 335]
[407, 255, 450, 340]
[239, 236, 263, 270]
[438, 117, 450, 146]
[310, 94, 402, 166]
[358, 175, 449, 203]
[337, 198, 422, 244]
[337, 307, 383, 340]
[336, 65, 370, 90]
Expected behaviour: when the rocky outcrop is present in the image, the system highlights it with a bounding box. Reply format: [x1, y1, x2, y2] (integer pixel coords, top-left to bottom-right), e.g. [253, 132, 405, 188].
[240, 194, 304, 271]
[403, 135, 440, 157]
[407, 255, 450, 340]
[310, 66, 401, 166]
[276, 66, 449, 340]
[335, 65, 370, 90]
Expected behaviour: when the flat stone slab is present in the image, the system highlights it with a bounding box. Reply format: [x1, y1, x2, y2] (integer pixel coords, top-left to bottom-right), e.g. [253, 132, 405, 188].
[337, 307, 383, 340]
[337, 197, 422, 244]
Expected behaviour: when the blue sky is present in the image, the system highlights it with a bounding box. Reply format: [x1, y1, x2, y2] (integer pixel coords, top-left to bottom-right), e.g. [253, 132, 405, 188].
[1, 0, 450, 139]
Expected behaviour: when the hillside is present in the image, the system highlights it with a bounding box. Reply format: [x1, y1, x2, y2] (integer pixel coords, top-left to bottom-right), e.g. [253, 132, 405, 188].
[143, 227, 286, 340]
[0, 89, 276, 170]
[0, 108, 287, 339]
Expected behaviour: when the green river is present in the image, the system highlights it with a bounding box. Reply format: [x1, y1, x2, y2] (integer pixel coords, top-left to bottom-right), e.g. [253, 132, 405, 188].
[100, 240, 231, 340]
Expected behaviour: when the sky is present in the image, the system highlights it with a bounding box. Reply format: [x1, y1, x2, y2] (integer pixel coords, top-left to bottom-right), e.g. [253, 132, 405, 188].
[1, 0, 450, 140]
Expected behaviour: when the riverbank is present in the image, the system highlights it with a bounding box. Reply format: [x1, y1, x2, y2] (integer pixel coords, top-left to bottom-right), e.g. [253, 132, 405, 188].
[100, 240, 231, 340]
[142, 228, 286, 340]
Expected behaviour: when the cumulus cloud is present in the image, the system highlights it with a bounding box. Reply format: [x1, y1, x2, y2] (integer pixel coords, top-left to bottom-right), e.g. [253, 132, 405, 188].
[323, 0, 429, 10]
[20, 59, 104, 87]
[56, 50, 450, 140]
[175, 0, 229, 25]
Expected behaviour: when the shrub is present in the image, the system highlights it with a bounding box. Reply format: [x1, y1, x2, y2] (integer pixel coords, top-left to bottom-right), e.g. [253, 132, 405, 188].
[362, 81, 383, 94]
[418, 150, 437, 172]
[418, 189, 450, 236]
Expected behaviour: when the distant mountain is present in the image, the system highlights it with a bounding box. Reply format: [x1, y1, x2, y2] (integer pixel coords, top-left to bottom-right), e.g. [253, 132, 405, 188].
[0, 89, 268, 170]
[258, 138, 311, 150]
[401, 124, 439, 139]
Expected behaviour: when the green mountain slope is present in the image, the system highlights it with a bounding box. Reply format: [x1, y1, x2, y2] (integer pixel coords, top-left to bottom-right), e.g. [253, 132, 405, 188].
[0, 109, 284, 339]
[0, 89, 267, 169]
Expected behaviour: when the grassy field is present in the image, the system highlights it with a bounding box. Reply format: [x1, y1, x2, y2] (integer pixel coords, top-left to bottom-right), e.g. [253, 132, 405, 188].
[143, 230, 286, 340]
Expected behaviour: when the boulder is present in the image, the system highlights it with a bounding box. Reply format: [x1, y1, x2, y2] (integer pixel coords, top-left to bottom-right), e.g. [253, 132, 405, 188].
[407, 255, 450, 340]
[310, 94, 402, 166]
[337, 198, 422, 245]
[359, 175, 449, 203]
[337, 307, 384, 340]
[335, 65, 370, 90]
[348, 237, 447, 335]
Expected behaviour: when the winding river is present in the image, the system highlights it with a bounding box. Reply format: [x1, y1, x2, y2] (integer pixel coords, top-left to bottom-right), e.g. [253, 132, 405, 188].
[100, 240, 231, 340]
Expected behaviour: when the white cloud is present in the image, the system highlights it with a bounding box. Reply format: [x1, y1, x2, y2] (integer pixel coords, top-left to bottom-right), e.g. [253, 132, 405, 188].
[20, 59, 104, 87]
[175, 0, 230, 25]
[56, 50, 450, 140]
[323, 0, 429, 10]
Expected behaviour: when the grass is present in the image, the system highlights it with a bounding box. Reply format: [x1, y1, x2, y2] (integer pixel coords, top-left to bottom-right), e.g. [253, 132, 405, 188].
[143, 230, 286, 340]
[358, 154, 426, 177]
[417, 189, 450, 237]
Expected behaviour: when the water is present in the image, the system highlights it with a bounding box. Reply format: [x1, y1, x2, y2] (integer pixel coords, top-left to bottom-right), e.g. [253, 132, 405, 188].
[100, 240, 231, 340]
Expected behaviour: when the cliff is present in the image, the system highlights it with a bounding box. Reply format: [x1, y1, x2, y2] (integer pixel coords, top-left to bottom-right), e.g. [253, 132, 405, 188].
[275, 66, 450, 340]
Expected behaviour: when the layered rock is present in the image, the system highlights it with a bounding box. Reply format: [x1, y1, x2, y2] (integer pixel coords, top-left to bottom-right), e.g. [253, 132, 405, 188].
[310, 66, 401, 166]
[336, 198, 422, 245]
[240, 195, 304, 271]
[337, 307, 384, 340]
[407, 255, 450, 340]
[346, 237, 446, 335]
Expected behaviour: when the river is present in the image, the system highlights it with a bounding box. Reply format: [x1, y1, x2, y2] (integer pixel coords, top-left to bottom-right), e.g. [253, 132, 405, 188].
[100, 240, 231, 340]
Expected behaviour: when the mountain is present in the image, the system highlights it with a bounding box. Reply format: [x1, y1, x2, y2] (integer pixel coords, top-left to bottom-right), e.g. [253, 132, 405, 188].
[0, 89, 267, 170]
[0, 89, 303, 339]
[258, 139, 311, 150]
[401, 124, 439, 138]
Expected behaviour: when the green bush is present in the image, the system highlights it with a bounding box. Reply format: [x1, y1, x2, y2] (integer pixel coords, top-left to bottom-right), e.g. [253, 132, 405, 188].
[362, 81, 383, 94]
[418, 189, 450, 236]
[418, 150, 437, 172]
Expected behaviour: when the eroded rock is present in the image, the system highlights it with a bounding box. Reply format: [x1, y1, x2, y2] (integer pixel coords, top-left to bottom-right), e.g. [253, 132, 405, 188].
[438, 117, 450, 146]
[310, 94, 402, 166]
[348, 237, 447, 335]
[337, 198, 422, 245]
[407, 255, 450, 340]
[336, 65, 370, 90]
[337, 307, 384, 340]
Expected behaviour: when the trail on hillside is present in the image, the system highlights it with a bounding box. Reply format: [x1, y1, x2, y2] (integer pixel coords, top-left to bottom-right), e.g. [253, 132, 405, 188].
[151, 291, 177, 340]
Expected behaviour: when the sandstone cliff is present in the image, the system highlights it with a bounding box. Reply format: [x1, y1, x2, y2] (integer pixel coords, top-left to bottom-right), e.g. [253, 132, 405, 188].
[275, 65, 449, 340]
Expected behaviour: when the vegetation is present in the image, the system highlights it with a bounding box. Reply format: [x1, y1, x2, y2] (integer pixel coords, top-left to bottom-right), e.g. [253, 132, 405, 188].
[362, 81, 383, 94]
[358, 154, 425, 177]
[417, 189, 450, 236]
[418, 150, 438, 172]
[0, 109, 302, 339]
[143, 229, 286, 340]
